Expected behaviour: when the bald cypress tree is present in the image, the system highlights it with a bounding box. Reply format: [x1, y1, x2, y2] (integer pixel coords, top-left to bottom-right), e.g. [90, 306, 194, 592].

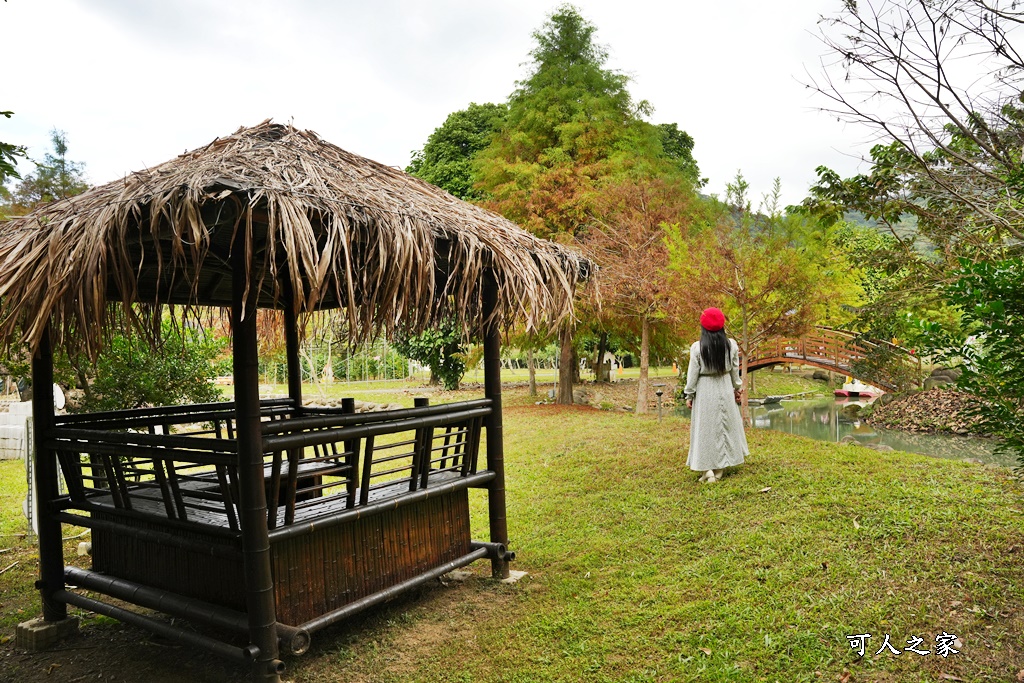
[477, 4, 696, 404]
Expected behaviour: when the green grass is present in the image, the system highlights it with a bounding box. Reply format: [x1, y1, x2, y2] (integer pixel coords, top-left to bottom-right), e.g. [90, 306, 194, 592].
[226, 365, 682, 401]
[0, 458, 43, 632]
[2, 388, 1021, 682]
[745, 369, 830, 399]
[0, 458, 28, 538]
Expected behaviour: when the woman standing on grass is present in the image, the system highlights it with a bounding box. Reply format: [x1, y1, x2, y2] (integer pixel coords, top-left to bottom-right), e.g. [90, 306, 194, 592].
[683, 307, 748, 483]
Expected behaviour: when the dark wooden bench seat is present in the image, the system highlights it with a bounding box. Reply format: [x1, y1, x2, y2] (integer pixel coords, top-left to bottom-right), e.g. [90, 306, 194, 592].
[80, 469, 465, 530]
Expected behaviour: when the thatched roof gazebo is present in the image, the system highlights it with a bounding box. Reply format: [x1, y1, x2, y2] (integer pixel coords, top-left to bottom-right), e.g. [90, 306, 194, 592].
[1, 121, 588, 682]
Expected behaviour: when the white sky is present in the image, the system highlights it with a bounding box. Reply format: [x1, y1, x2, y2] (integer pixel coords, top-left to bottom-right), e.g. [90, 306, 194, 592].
[3, 0, 876, 209]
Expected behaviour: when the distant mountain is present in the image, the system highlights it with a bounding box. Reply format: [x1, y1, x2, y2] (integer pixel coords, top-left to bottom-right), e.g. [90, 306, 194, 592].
[844, 211, 933, 255]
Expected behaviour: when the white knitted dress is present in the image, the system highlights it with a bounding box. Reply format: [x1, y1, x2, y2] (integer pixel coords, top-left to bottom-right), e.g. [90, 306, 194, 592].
[683, 339, 749, 472]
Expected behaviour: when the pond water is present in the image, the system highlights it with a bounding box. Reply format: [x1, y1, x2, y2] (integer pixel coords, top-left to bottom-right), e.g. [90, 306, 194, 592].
[683, 397, 1013, 467]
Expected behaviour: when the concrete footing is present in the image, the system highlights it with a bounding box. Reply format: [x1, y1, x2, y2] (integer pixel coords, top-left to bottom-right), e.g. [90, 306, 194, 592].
[15, 616, 80, 650]
[500, 570, 528, 585]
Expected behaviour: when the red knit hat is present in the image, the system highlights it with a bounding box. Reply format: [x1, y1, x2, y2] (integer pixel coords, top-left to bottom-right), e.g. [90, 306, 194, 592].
[700, 307, 725, 332]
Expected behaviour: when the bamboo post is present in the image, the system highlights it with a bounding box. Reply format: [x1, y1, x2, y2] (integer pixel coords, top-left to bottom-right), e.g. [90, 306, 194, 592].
[482, 281, 510, 579]
[410, 397, 429, 492]
[232, 243, 282, 681]
[32, 327, 67, 622]
[342, 398, 358, 508]
[283, 290, 303, 409]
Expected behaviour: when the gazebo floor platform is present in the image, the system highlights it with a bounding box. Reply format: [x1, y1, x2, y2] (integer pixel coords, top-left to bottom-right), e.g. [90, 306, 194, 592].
[78, 469, 467, 530]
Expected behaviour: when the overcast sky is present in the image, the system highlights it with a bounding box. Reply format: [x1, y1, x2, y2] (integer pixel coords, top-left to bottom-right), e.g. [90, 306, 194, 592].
[3, 0, 876, 209]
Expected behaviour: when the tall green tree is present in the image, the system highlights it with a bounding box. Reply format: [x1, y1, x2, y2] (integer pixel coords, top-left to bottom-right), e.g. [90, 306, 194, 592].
[582, 174, 695, 413]
[3, 128, 88, 216]
[656, 122, 704, 189]
[476, 4, 696, 404]
[476, 5, 657, 240]
[407, 102, 506, 200]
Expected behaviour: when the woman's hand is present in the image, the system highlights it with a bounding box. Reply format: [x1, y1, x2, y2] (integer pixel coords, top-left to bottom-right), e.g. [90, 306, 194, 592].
[686, 398, 693, 410]
[734, 389, 743, 405]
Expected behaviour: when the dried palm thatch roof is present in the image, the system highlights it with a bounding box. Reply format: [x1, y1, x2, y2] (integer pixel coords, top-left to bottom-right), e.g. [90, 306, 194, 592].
[0, 121, 589, 357]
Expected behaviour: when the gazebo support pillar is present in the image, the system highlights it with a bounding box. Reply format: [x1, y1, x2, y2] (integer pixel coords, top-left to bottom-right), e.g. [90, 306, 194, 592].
[283, 285, 303, 408]
[482, 282, 510, 579]
[31, 328, 67, 621]
[17, 325, 79, 650]
[17, 327, 78, 651]
[233, 254, 282, 681]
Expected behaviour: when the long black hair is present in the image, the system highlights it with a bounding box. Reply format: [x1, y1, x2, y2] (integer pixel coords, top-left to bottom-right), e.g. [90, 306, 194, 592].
[700, 327, 729, 375]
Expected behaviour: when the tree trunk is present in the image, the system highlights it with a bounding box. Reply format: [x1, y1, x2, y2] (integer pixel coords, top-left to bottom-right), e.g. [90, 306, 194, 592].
[635, 316, 651, 415]
[75, 365, 94, 406]
[527, 348, 537, 397]
[557, 324, 574, 405]
[300, 343, 325, 398]
[594, 332, 608, 382]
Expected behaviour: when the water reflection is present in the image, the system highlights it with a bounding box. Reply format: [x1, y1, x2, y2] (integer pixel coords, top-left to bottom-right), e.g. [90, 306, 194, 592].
[682, 397, 1012, 467]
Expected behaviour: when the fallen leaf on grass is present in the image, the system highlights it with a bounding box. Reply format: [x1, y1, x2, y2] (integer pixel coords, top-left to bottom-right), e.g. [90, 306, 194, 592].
[699, 647, 712, 656]
[938, 675, 963, 681]
[46, 663, 60, 675]
[852, 518, 861, 529]
[1015, 669, 1024, 682]
[759, 486, 772, 493]
[839, 670, 851, 683]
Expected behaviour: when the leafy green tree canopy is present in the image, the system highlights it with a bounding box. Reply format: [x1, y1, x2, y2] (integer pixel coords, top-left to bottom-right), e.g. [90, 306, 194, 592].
[82, 322, 225, 413]
[393, 319, 466, 391]
[476, 4, 670, 238]
[656, 122, 704, 188]
[407, 103, 507, 200]
[0, 110, 27, 186]
[923, 258, 1024, 469]
[4, 128, 88, 216]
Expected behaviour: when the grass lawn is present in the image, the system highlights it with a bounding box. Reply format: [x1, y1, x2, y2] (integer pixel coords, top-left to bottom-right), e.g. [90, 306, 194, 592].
[1, 385, 1021, 682]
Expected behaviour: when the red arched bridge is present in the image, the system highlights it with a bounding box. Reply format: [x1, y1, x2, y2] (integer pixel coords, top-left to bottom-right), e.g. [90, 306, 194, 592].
[746, 326, 923, 391]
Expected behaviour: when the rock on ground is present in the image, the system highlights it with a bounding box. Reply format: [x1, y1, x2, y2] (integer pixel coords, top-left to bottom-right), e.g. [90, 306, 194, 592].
[302, 398, 405, 412]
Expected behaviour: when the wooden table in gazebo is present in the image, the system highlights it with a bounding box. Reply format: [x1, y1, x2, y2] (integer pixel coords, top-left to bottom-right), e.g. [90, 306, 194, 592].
[0, 122, 588, 682]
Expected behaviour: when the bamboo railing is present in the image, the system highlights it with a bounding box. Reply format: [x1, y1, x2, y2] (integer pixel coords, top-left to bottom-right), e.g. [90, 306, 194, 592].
[48, 398, 490, 535]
